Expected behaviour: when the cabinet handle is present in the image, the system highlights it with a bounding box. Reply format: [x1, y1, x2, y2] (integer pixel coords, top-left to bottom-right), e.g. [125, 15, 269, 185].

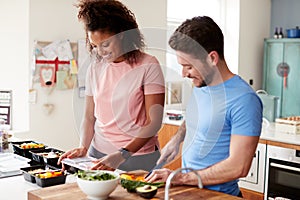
[276, 62, 289, 89]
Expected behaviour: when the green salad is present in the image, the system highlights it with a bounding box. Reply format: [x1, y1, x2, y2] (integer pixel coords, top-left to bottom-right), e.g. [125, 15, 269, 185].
[77, 170, 117, 181]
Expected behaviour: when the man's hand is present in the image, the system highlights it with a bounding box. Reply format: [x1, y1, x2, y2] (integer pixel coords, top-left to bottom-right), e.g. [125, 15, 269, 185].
[157, 140, 180, 165]
[157, 121, 186, 165]
[145, 168, 173, 183]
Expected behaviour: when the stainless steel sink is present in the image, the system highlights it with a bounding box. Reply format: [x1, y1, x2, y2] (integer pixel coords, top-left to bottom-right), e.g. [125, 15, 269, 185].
[165, 168, 202, 200]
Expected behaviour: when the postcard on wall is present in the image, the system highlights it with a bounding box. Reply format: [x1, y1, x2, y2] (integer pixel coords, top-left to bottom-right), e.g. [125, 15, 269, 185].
[56, 71, 77, 90]
[40, 66, 55, 87]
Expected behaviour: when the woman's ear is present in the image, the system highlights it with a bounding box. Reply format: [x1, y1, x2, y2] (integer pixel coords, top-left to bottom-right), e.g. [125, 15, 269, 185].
[207, 51, 219, 66]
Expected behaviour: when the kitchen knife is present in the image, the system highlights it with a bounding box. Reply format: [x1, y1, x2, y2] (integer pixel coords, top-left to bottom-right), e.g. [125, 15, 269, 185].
[145, 160, 167, 178]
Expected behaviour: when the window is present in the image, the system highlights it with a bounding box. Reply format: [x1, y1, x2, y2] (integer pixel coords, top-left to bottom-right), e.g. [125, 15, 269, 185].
[0, 1, 29, 132]
[166, 0, 239, 76]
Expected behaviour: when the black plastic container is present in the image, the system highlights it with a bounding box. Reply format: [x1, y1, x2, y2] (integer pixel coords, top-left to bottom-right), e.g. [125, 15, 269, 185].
[30, 148, 64, 168]
[11, 141, 46, 159]
[20, 165, 52, 183]
[63, 165, 79, 174]
[35, 171, 67, 187]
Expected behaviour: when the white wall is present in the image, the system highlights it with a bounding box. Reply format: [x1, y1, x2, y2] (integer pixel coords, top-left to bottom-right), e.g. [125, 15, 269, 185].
[123, 0, 167, 67]
[23, 0, 84, 150]
[223, 0, 240, 74]
[16, 0, 167, 151]
[238, 0, 271, 90]
[0, 0, 29, 132]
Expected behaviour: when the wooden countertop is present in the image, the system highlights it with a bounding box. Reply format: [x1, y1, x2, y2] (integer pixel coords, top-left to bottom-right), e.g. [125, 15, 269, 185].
[28, 182, 244, 200]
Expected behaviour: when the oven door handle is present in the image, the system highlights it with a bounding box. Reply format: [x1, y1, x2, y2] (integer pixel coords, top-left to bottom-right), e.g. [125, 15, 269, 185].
[270, 162, 300, 172]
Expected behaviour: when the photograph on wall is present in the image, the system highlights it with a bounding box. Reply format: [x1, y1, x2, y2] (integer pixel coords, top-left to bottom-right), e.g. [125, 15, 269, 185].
[165, 81, 182, 105]
[170, 82, 182, 104]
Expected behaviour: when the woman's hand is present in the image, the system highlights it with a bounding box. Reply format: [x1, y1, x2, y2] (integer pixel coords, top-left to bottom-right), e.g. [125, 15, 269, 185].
[90, 151, 125, 171]
[57, 147, 88, 165]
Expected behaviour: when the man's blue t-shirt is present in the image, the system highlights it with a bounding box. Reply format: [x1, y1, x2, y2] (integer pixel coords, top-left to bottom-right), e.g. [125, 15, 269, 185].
[182, 75, 262, 196]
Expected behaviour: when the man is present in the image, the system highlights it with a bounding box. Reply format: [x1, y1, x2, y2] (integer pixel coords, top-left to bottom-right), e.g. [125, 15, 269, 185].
[145, 16, 262, 197]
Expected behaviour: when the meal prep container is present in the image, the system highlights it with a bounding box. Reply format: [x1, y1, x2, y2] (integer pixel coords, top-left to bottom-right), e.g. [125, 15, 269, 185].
[30, 148, 64, 168]
[11, 141, 46, 159]
[35, 171, 67, 187]
[62, 157, 96, 174]
[20, 164, 53, 183]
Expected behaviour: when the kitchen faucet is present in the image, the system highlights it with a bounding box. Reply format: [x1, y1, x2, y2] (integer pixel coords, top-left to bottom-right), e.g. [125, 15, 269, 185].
[164, 168, 203, 200]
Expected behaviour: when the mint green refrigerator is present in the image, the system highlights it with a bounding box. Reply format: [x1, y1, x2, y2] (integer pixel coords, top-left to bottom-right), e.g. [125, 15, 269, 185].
[263, 38, 300, 117]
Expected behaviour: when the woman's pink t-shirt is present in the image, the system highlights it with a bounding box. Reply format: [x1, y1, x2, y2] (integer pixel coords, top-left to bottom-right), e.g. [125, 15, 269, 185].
[85, 53, 165, 155]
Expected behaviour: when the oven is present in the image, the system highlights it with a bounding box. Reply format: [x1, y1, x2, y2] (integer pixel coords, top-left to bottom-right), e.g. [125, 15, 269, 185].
[265, 145, 300, 200]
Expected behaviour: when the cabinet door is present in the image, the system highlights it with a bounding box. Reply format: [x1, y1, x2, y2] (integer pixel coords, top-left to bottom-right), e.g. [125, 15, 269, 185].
[282, 43, 300, 116]
[241, 151, 258, 184]
[263, 41, 284, 99]
[263, 40, 300, 117]
[157, 124, 181, 170]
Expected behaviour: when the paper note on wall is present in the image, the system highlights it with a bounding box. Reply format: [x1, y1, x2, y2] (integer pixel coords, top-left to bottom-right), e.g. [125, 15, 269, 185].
[57, 40, 74, 61]
[41, 40, 74, 61]
[42, 40, 60, 60]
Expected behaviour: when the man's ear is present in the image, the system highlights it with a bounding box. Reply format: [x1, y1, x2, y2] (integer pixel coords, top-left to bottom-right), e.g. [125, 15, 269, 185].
[118, 32, 124, 40]
[207, 51, 219, 66]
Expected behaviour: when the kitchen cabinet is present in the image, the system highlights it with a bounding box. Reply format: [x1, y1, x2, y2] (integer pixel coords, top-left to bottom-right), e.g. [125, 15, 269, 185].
[157, 123, 181, 170]
[239, 142, 266, 200]
[240, 188, 264, 200]
[263, 38, 300, 117]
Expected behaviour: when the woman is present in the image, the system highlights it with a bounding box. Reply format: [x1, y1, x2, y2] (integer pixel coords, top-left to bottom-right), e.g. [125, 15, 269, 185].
[58, 0, 165, 171]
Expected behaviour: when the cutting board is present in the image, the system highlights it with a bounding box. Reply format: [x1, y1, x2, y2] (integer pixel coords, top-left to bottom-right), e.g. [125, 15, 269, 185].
[28, 183, 244, 200]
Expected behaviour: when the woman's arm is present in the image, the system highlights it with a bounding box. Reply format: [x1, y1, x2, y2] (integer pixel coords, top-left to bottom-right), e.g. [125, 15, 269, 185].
[91, 93, 165, 170]
[58, 96, 96, 164]
[124, 93, 165, 153]
[80, 95, 96, 152]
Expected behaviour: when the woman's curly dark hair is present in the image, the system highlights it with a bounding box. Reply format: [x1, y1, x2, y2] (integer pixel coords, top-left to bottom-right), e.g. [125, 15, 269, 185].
[76, 0, 145, 64]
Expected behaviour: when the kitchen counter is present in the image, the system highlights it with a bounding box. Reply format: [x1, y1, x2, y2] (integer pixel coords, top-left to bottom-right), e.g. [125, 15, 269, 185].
[28, 181, 244, 200]
[0, 173, 77, 200]
[163, 116, 184, 126]
[163, 119, 300, 147]
[260, 122, 300, 146]
[1, 173, 243, 200]
[4, 121, 300, 200]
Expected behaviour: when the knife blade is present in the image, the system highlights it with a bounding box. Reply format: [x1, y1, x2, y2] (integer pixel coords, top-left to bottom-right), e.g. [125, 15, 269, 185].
[145, 160, 167, 178]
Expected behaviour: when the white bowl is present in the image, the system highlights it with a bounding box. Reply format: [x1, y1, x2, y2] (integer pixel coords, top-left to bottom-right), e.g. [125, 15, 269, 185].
[77, 170, 119, 200]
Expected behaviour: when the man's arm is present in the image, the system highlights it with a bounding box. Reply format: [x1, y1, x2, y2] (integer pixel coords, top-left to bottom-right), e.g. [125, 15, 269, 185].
[156, 121, 186, 164]
[174, 134, 259, 185]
